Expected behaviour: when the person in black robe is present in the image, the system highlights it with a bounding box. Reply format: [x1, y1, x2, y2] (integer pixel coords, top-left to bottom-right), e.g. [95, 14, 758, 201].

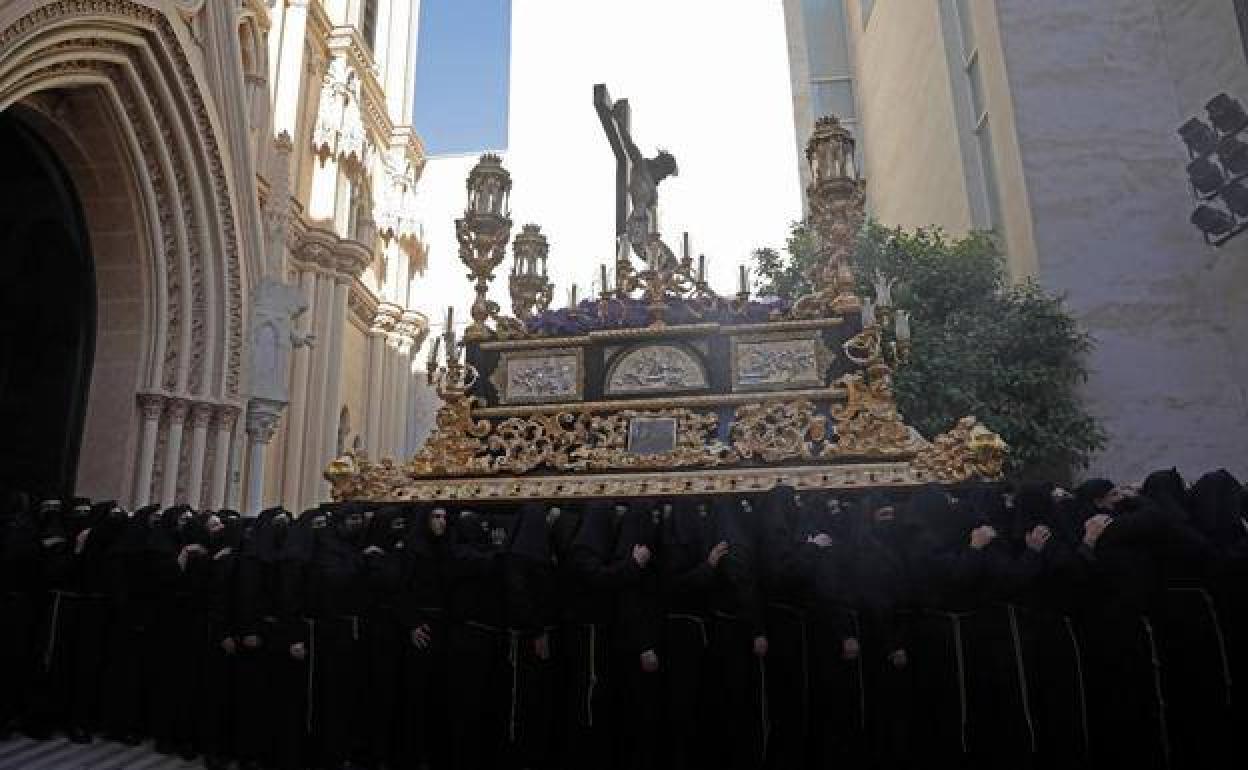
[659, 497, 723, 770]
[1072, 478, 1210, 770]
[305, 503, 371, 770]
[561, 501, 645, 768]
[359, 505, 408, 769]
[98, 503, 162, 745]
[758, 485, 815, 770]
[447, 507, 509, 770]
[846, 493, 916, 770]
[24, 496, 89, 741]
[0, 490, 39, 740]
[1010, 483, 1092, 770]
[189, 511, 242, 769]
[397, 503, 449, 770]
[905, 483, 1041, 769]
[233, 506, 297, 770]
[150, 504, 206, 759]
[274, 507, 326, 769]
[504, 501, 561, 768]
[610, 501, 662, 770]
[1151, 470, 1240, 770]
[707, 496, 767, 770]
[1187, 471, 1248, 746]
[64, 500, 128, 743]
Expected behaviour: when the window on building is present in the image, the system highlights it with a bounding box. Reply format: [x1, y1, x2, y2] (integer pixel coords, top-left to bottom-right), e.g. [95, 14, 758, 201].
[943, 0, 1004, 234]
[1236, 0, 1248, 65]
[361, 0, 380, 52]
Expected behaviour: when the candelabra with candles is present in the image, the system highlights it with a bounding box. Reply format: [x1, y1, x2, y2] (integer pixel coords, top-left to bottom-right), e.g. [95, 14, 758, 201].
[509, 224, 555, 320]
[607, 231, 720, 326]
[425, 306, 478, 395]
[843, 271, 912, 388]
[455, 154, 515, 340]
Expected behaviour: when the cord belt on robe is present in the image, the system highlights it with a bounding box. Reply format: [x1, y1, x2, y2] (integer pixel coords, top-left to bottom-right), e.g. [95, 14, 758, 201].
[1167, 586, 1234, 707]
[580, 623, 600, 727]
[1140, 615, 1171, 770]
[1004, 603, 1038, 753]
[507, 630, 521, 742]
[923, 609, 973, 754]
[303, 618, 316, 733]
[1062, 615, 1091, 756]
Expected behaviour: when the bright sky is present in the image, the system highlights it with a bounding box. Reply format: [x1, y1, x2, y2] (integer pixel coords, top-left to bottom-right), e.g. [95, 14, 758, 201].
[413, 0, 803, 355]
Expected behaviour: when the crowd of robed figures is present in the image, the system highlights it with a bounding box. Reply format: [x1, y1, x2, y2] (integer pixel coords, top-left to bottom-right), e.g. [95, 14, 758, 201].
[0, 467, 1246, 770]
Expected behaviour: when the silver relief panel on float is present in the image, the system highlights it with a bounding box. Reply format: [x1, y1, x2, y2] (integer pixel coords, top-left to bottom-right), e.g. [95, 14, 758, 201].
[605, 344, 709, 396]
[492, 347, 585, 404]
[731, 333, 830, 392]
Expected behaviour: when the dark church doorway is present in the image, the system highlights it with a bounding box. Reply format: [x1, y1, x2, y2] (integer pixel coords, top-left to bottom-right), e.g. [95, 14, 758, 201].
[0, 111, 96, 499]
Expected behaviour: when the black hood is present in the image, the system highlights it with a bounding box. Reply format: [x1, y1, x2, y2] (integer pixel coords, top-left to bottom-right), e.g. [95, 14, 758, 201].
[245, 507, 291, 563]
[1188, 469, 1244, 543]
[549, 504, 581, 561]
[1141, 468, 1190, 521]
[667, 497, 710, 547]
[573, 501, 613, 558]
[909, 484, 967, 551]
[510, 502, 550, 562]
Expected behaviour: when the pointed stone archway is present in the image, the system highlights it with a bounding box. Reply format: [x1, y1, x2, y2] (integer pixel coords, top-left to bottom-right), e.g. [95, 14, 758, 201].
[0, 1, 253, 507]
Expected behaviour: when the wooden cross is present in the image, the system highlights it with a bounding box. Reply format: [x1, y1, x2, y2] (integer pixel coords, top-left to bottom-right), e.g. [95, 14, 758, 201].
[594, 83, 633, 238]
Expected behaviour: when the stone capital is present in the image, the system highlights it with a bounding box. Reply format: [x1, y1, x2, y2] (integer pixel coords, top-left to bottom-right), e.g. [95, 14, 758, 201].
[214, 404, 242, 432]
[166, 398, 191, 423]
[137, 392, 166, 421]
[370, 302, 403, 335]
[245, 398, 286, 444]
[190, 402, 216, 430]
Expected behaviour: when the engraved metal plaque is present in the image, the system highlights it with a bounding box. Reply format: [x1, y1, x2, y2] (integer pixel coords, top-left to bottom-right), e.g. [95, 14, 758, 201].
[627, 416, 679, 455]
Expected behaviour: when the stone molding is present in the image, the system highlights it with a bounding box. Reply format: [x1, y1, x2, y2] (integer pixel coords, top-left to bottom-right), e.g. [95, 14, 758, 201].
[245, 398, 285, 443]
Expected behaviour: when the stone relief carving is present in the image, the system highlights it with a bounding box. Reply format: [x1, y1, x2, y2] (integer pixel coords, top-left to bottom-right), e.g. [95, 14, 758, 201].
[732, 334, 828, 392]
[249, 278, 315, 403]
[605, 345, 708, 395]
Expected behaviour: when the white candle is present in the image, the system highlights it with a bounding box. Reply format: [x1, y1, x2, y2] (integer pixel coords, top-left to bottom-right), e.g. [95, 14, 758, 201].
[682, 232, 691, 261]
[738, 265, 748, 295]
[697, 254, 706, 283]
[429, 335, 441, 364]
[895, 310, 911, 342]
[600, 264, 609, 293]
[861, 298, 876, 327]
[568, 284, 578, 309]
[445, 306, 454, 330]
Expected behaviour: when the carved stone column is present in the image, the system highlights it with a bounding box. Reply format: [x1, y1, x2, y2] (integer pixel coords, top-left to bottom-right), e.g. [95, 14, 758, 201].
[317, 275, 351, 499]
[160, 398, 190, 507]
[301, 270, 335, 506]
[210, 405, 240, 510]
[134, 393, 165, 508]
[367, 304, 399, 457]
[272, 0, 310, 143]
[281, 266, 319, 508]
[245, 398, 284, 516]
[186, 402, 215, 509]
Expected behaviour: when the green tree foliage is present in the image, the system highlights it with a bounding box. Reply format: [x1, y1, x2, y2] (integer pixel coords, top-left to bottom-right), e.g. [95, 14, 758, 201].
[753, 220, 1106, 478]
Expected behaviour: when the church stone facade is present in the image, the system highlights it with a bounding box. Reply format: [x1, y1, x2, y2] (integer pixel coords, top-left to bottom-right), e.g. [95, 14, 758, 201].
[0, 0, 432, 513]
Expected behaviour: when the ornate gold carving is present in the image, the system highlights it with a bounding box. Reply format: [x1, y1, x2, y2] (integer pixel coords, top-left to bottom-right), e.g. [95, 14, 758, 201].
[574, 409, 736, 470]
[912, 417, 1008, 482]
[405, 393, 493, 477]
[328, 461, 932, 503]
[820, 372, 927, 459]
[731, 400, 824, 463]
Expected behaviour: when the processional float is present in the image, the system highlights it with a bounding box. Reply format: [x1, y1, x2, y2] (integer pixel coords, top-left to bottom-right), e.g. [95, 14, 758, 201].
[326, 86, 1006, 503]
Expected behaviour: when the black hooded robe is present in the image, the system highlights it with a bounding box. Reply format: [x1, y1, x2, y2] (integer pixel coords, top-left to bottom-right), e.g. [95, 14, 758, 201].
[504, 502, 561, 768]
[707, 497, 767, 770]
[610, 503, 662, 770]
[659, 498, 717, 770]
[446, 509, 508, 770]
[394, 504, 449, 769]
